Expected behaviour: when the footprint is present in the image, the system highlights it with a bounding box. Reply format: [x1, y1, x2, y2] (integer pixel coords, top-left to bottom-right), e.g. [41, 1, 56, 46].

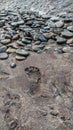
[3, 92, 21, 130]
[25, 66, 41, 95]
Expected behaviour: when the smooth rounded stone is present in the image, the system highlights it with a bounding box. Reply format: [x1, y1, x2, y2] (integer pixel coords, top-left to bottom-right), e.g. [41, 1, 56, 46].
[33, 41, 41, 45]
[22, 38, 31, 44]
[67, 26, 73, 32]
[48, 39, 56, 44]
[6, 28, 17, 36]
[67, 38, 73, 44]
[10, 63, 16, 68]
[6, 47, 16, 53]
[41, 14, 51, 19]
[0, 20, 5, 27]
[32, 44, 45, 52]
[0, 45, 7, 53]
[50, 16, 60, 22]
[11, 20, 24, 27]
[5, 34, 12, 39]
[16, 49, 30, 57]
[57, 48, 63, 54]
[61, 30, 73, 38]
[7, 42, 19, 49]
[56, 36, 67, 44]
[64, 18, 73, 23]
[17, 41, 25, 46]
[62, 46, 73, 53]
[48, 21, 55, 28]
[15, 55, 26, 60]
[58, 12, 67, 18]
[1, 39, 11, 45]
[0, 53, 8, 60]
[55, 21, 64, 28]
[38, 35, 48, 42]
[12, 34, 19, 40]
[24, 45, 32, 51]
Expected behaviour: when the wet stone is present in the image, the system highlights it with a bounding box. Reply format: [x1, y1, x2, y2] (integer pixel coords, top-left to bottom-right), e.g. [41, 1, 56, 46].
[0, 53, 8, 60]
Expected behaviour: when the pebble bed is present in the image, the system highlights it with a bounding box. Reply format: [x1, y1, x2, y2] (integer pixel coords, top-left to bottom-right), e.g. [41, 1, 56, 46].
[0, 10, 73, 62]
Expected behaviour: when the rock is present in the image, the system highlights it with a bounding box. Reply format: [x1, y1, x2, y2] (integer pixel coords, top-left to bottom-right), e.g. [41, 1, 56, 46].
[57, 48, 63, 54]
[17, 41, 25, 46]
[48, 21, 55, 28]
[32, 44, 45, 52]
[38, 35, 48, 42]
[6, 47, 16, 53]
[67, 26, 73, 32]
[11, 20, 24, 27]
[0, 46, 7, 53]
[10, 63, 16, 68]
[67, 38, 73, 44]
[16, 49, 30, 57]
[61, 30, 73, 38]
[62, 46, 73, 53]
[0, 20, 5, 27]
[55, 21, 64, 28]
[0, 53, 8, 60]
[22, 38, 31, 44]
[1, 39, 11, 45]
[12, 34, 19, 40]
[15, 55, 26, 60]
[50, 16, 60, 22]
[56, 36, 67, 44]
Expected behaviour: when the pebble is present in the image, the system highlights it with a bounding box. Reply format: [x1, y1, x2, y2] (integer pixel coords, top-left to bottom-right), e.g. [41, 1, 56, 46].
[6, 47, 16, 53]
[55, 21, 64, 28]
[56, 36, 67, 44]
[16, 49, 30, 57]
[57, 48, 63, 54]
[10, 63, 16, 68]
[0, 46, 7, 53]
[11, 20, 24, 27]
[67, 26, 73, 32]
[0, 53, 8, 60]
[62, 46, 73, 53]
[0, 20, 5, 27]
[15, 55, 26, 60]
[22, 38, 31, 44]
[32, 44, 45, 52]
[50, 16, 60, 22]
[38, 35, 48, 42]
[61, 30, 73, 38]
[48, 21, 55, 28]
[12, 34, 19, 40]
[1, 39, 11, 45]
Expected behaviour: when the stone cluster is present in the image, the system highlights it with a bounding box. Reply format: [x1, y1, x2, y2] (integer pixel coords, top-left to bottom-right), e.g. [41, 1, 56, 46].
[0, 10, 73, 61]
